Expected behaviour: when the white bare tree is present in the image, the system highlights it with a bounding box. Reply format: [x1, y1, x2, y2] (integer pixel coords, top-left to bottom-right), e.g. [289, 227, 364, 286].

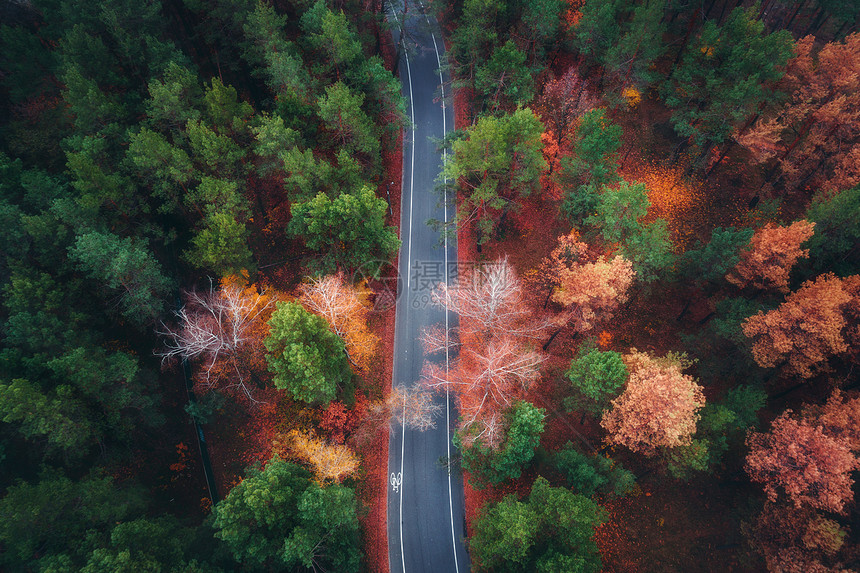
[422, 336, 545, 448]
[157, 283, 275, 401]
[365, 386, 444, 432]
[431, 256, 549, 340]
[298, 273, 378, 370]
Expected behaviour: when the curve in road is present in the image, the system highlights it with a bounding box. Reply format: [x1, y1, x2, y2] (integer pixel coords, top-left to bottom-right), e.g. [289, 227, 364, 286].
[387, 3, 470, 572]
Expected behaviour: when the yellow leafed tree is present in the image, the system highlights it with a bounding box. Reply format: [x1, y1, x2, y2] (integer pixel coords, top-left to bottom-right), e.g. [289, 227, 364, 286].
[278, 430, 359, 483]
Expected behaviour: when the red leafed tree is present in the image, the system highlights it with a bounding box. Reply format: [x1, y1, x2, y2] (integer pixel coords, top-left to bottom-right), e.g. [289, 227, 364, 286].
[158, 277, 277, 402]
[298, 273, 379, 372]
[747, 503, 851, 573]
[726, 220, 815, 292]
[536, 67, 597, 149]
[601, 350, 705, 455]
[746, 412, 859, 514]
[804, 390, 860, 453]
[423, 335, 545, 448]
[432, 256, 548, 341]
[740, 34, 860, 195]
[742, 273, 860, 378]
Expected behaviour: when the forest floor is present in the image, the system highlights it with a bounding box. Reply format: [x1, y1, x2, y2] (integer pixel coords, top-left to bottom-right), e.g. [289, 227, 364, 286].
[452, 68, 776, 570]
[202, 24, 402, 573]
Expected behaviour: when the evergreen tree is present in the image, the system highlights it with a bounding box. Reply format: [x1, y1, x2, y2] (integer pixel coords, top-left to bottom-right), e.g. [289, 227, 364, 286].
[458, 401, 545, 486]
[265, 302, 351, 405]
[662, 6, 794, 152]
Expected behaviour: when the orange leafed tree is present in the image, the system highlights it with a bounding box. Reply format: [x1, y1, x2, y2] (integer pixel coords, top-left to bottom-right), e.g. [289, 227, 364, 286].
[552, 255, 635, 334]
[739, 34, 860, 195]
[601, 350, 705, 455]
[742, 273, 860, 378]
[298, 273, 379, 372]
[531, 232, 634, 348]
[746, 412, 859, 514]
[158, 276, 277, 402]
[726, 220, 815, 292]
[277, 430, 360, 483]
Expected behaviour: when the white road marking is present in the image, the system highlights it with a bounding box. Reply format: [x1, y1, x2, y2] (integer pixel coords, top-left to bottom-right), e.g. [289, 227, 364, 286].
[426, 23, 461, 573]
[391, 472, 403, 493]
[389, 6, 414, 572]
[390, 3, 460, 571]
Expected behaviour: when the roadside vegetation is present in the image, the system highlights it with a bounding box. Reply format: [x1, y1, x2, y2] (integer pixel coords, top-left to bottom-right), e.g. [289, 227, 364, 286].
[0, 0, 407, 571]
[433, 0, 860, 571]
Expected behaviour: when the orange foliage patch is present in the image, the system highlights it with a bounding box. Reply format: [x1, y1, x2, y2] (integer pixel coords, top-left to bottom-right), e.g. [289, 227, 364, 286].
[620, 162, 706, 250]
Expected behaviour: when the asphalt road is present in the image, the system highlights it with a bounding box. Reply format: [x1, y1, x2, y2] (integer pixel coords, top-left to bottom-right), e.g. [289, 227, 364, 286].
[387, 3, 470, 573]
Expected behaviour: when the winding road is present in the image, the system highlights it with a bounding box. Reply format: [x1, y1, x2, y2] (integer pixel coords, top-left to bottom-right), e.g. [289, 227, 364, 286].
[387, 3, 470, 572]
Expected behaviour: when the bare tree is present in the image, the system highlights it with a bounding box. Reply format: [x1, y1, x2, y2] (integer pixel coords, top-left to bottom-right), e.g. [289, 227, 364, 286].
[431, 256, 549, 340]
[157, 282, 276, 402]
[365, 386, 444, 432]
[298, 273, 379, 371]
[423, 336, 545, 448]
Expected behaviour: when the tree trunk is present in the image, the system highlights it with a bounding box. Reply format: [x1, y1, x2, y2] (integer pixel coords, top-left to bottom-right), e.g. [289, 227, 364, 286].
[697, 311, 716, 325]
[784, 0, 807, 31]
[676, 298, 693, 321]
[705, 139, 736, 177]
[543, 326, 564, 351]
[671, 6, 703, 71]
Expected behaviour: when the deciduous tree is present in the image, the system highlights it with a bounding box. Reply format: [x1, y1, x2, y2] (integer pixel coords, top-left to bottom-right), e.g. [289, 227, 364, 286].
[746, 412, 859, 513]
[747, 503, 851, 573]
[741, 34, 860, 195]
[375, 385, 444, 432]
[431, 256, 545, 340]
[298, 273, 379, 371]
[601, 350, 705, 455]
[280, 430, 360, 483]
[742, 273, 860, 378]
[159, 280, 276, 402]
[535, 67, 596, 148]
[726, 220, 815, 292]
[426, 336, 545, 447]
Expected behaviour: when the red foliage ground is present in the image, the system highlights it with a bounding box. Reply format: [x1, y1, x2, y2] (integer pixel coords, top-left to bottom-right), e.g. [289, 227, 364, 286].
[203, 21, 402, 573]
[447, 63, 786, 567]
[350, 18, 402, 573]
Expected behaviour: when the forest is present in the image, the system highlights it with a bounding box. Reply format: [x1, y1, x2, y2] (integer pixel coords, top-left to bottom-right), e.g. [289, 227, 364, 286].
[1, 0, 859, 572]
